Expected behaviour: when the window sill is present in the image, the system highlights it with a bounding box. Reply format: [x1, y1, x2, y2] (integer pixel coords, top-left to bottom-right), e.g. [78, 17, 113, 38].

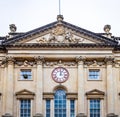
[87, 79, 102, 81]
[18, 79, 33, 81]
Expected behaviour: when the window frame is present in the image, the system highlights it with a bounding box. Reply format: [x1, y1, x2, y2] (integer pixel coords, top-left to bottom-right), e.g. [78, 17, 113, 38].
[19, 99, 32, 117]
[88, 99, 101, 117]
[19, 69, 33, 81]
[54, 89, 67, 117]
[88, 69, 101, 81]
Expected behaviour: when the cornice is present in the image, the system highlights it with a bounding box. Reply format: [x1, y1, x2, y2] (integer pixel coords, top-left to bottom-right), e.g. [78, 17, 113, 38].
[2, 43, 117, 49]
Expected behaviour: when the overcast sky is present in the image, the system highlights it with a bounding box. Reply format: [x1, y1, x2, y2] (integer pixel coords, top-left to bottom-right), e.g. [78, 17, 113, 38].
[0, 0, 120, 37]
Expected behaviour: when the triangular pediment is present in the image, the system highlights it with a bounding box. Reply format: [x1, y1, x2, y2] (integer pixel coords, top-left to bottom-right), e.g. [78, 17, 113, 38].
[3, 21, 117, 47]
[16, 89, 35, 96]
[86, 89, 105, 99]
[86, 89, 105, 95]
[16, 89, 35, 99]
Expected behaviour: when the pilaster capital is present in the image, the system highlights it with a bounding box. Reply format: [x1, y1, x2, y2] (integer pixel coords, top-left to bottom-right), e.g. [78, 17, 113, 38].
[104, 56, 114, 65]
[34, 56, 44, 65]
[76, 56, 86, 65]
[2, 56, 15, 65]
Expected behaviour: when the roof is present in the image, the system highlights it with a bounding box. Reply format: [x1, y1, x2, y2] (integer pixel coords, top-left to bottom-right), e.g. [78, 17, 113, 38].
[1, 19, 119, 50]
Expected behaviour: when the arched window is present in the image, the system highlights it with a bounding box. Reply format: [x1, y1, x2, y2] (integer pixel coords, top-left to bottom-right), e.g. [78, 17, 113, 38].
[54, 89, 66, 117]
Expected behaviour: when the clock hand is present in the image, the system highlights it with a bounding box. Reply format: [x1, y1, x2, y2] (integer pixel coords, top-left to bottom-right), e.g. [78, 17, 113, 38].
[60, 69, 62, 76]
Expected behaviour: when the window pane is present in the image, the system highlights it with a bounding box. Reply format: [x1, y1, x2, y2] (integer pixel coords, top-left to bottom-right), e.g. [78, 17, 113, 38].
[46, 100, 50, 117]
[54, 90, 66, 117]
[90, 99, 100, 117]
[20, 69, 32, 80]
[89, 69, 100, 80]
[20, 99, 31, 117]
[70, 100, 75, 117]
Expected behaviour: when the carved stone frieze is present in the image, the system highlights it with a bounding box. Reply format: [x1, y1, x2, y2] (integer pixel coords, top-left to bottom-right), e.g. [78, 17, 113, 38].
[36, 37, 47, 43]
[84, 60, 105, 66]
[44, 60, 76, 67]
[36, 26, 84, 44]
[15, 60, 36, 66]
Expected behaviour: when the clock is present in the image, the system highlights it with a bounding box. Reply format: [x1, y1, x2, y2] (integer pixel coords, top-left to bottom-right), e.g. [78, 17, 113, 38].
[52, 67, 69, 83]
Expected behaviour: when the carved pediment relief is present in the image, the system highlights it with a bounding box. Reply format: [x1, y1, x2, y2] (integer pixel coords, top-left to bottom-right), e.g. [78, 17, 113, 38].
[86, 89, 105, 99]
[21, 26, 99, 44]
[16, 89, 35, 99]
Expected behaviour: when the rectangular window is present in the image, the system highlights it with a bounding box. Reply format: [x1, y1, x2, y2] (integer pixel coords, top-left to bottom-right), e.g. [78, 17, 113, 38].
[20, 99, 31, 117]
[90, 99, 100, 117]
[20, 69, 32, 80]
[89, 69, 100, 80]
[70, 100, 75, 117]
[46, 100, 50, 117]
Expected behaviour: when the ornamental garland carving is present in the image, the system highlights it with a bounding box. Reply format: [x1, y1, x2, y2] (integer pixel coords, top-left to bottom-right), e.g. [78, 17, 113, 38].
[44, 60, 76, 67]
[36, 26, 84, 44]
[15, 60, 36, 66]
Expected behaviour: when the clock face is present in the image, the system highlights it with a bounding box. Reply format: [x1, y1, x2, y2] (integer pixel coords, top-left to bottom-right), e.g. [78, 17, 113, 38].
[52, 67, 69, 83]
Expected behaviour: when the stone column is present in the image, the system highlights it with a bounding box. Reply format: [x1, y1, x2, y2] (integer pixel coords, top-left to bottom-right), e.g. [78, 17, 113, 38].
[51, 99, 54, 117]
[34, 56, 44, 117]
[2, 57, 14, 117]
[105, 57, 117, 117]
[76, 56, 87, 117]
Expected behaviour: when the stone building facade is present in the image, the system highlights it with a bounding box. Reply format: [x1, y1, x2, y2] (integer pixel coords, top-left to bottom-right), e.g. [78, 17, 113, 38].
[0, 15, 120, 117]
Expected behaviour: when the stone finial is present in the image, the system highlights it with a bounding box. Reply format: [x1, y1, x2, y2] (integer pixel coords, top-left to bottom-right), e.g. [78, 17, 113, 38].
[2, 113, 13, 117]
[104, 24, 111, 33]
[33, 113, 44, 117]
[9, 24, 17, 33]
[57, 15, 64, 21]
[107, 113, 118, 117]
[76, 113, 87, 117]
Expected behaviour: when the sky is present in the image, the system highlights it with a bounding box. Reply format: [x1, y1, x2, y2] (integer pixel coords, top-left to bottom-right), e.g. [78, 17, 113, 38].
[0, 0, 120, 37]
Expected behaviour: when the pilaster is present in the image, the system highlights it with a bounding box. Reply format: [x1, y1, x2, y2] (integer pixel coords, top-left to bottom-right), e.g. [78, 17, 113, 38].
[3, 57, 14, 117]
[105, 56, 116, 115]
[35, 56, 44, 115]
[76, 56, 86, 115]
